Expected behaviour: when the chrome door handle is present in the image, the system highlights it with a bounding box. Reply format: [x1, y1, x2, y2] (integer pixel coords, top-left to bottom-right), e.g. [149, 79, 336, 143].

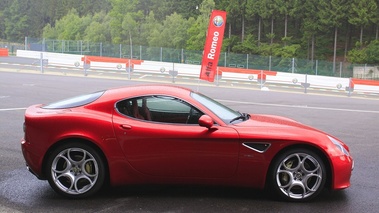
[120, 124, 132, 130]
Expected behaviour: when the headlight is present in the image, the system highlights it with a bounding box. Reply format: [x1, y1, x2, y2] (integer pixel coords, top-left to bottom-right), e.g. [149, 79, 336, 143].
[327, 135, 350, 156]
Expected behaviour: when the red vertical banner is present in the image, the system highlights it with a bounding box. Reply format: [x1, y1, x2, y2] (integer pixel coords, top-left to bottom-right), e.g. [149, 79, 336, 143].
[199, 10, 227, 82]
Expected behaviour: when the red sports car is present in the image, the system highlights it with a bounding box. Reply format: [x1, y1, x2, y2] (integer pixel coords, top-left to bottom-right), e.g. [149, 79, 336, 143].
[21, 84, 353, 201]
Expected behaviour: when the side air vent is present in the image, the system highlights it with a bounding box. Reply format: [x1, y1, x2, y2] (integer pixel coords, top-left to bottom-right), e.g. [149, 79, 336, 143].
[242, 142, 271, 153]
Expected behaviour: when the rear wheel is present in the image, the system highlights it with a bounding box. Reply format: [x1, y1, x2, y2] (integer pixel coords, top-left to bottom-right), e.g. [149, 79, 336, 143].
[269, 148, 326, 201]
[45, 142, 105, 198]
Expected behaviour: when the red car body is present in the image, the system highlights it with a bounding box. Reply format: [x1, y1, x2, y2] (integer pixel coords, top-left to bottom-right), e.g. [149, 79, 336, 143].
[21, 84, 353, 201]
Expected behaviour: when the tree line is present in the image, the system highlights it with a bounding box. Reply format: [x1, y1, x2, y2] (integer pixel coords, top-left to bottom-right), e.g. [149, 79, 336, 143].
[1, 0, 379, 65]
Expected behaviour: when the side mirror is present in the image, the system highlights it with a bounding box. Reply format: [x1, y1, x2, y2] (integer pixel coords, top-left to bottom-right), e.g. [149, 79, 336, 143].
[198, 115, 213, 129]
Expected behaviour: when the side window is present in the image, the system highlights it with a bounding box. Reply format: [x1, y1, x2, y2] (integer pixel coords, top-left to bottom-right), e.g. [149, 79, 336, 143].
[116, 96, 203, 124]
[116, 97, 151, 121]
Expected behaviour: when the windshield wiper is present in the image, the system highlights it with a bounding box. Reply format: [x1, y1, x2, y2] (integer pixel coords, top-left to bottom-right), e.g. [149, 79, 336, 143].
[229, 112, 250, 123]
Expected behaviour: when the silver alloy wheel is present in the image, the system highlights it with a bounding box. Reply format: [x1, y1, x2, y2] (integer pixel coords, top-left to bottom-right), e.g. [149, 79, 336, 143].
[275, 152, 323, 200]
[51, 147, 99, 195]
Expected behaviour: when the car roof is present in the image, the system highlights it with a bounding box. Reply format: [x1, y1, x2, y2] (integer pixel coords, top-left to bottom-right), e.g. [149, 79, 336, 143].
[102, 84, 194, 101]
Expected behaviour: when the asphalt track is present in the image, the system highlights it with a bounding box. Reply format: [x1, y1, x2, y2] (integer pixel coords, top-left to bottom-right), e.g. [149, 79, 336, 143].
[1, 56, 379, 99]
[1, 67, 379, 212]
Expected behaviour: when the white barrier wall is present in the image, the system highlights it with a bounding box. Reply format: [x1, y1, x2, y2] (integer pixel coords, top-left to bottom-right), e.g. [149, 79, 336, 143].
[17, 50, 84, 67]
[16, 50, 379, 93]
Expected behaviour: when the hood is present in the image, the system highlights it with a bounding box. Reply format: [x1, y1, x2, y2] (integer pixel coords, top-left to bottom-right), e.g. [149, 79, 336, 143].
[233, 114, 326, 139]
[235, 114, 313, 129]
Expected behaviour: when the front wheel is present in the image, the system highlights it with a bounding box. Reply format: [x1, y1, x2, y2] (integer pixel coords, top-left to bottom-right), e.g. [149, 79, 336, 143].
[45, 142, 106, 198]
[269, 148, 326, 201]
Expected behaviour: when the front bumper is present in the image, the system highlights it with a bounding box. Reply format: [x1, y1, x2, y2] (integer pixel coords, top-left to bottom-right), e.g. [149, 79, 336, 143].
[331, 154, 354, 190]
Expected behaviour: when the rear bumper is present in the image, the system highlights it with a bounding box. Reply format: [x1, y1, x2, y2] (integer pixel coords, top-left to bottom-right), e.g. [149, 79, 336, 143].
[21, 138, 45, 180]
[25, 163, 44, 180]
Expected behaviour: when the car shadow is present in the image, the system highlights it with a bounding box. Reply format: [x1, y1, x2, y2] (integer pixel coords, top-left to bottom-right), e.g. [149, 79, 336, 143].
[93, 184, 349, 203]
[96, 184, 270, 201]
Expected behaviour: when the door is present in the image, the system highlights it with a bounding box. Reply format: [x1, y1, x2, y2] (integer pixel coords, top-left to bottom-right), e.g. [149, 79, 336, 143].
[112, 95, 239, 178]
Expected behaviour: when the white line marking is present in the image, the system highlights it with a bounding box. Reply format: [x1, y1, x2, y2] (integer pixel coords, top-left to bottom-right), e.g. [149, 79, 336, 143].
[0, 107, 27, 112]
[139, 74, 150, 79]
[218, 99, 379, 114]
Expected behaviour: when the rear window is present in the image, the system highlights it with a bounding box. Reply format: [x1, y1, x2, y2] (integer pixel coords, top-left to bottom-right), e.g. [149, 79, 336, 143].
[42, 91, 105, 109]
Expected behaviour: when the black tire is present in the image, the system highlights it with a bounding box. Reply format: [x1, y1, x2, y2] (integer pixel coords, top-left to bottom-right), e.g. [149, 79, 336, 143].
[268, 148, 326, 202]
[45, 141, 106, 198]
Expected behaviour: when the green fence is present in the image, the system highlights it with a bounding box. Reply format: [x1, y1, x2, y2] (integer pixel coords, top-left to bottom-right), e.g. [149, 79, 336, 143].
[23, 37, 379, 78]
[0, 41, 24, 55]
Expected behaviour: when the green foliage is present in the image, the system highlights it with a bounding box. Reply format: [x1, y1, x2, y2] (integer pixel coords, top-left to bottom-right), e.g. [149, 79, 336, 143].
[141, 12, 162, 47]
[3, 0, 29, 42]
[84, 12, 112, 42]
[162, 13, 189, 48]
[273, 44, 301, 58]
[230, 35, 258, 54]
[348, 0, 377, 27]
[186, 18, 207, 50]
[347, 48, 367, 64]
[42, 24, 57, 39]
[0, 11, 5, 39]
[136, 0, 202, 20]
[258, 43, 280, 56]
[348, 40, 379, 64]
[2, 0, 379, 64]
[366, 40, 379, 64]
[53, 9, 91, 40]
[108, 0, 138, 43]
[186, 0, 215, 50]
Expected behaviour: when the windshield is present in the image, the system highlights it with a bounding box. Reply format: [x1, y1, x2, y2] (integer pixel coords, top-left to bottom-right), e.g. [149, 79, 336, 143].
[42, 91, 104, 109]
[191, 92, 241, 123]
